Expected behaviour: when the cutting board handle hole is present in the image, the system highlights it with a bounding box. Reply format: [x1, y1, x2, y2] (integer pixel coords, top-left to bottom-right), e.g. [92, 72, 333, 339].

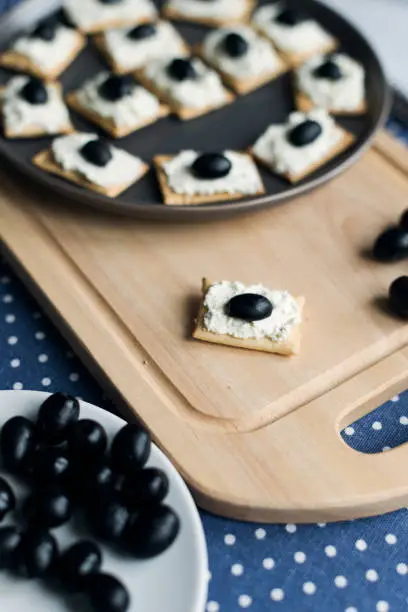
[341, 392, 408, 454]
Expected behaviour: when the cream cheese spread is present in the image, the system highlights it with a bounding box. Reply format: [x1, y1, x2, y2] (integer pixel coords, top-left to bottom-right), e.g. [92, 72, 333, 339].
[162, 150, 263, 196]
[75, 72, 161, 127]
[52, 133, 145, 188]
[166, 0, 249, 21]
[64, 0, 157, 31]
[2, 76, 70, 135]
[253, 4, 333, 55]
[203, 281, 301, 341]
[252, 109, 343, 177]
[202, 26, 282, 79]
[12, 25, 81, 73]
[103, 21, 188, 72]
[145, 57, 229, 109]
[296, 53, 365, 111]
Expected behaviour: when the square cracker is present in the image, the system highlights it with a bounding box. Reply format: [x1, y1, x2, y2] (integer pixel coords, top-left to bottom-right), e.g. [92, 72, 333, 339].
[93, 31, 191, 75]
[193, 278, 304, 356]
[33, 148, 149, 198]
[0, 84, 74, 139]
[252, 29, 338, 69]
[66, 91, 169, 138]
[295, 89, 368, 116]
[134, 69, 235, 120]
[163, 0, 256, 27]
[0, 32, 86, 81]
[251, 127, 354, 184]
[154, 154, 265, 206]
[72, 14, 156, 35]
[195, 43, 288, 95]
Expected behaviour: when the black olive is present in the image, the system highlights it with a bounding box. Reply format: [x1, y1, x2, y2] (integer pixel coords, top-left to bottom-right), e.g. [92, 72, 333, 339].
[31, 17, 58, 42]
[0, 477, 16, 522]
[16, 528, 58, 579]
[389, 276, 408, 318]
[110, 424, 151, 476]
[372, 227, 408, 262]
[58, 540, 102, 590]
[399, 209, 408, 230]
[287, 119, 322, 147]
[191, 153, 232, 180]
[226, 293, 273, 322]
[126, 504, 180, 558]
[127, 23, 157, 40]
[313, 58, 342, 81]
[82, 572, 130, 612]
[120, 468, 169, 509]
[20, 77, 48, 105]
[0, 416, 37, 475]
[68, 419, 108, 461]
[166, 58, 197, 82]
[22, 487, 73, 529]
[31, 446, 71, 486]
[99, 74, 134, 102]
[275, 8, 306, 26]
[37, 392, 80, 445]
[0, 525, 22, 570]
[222, 32, 249, 58]
[76, 460, 119, 503]
[80, 139, 113, 168]
[55, 8, 75, 28]
[86, 494, 130, 542]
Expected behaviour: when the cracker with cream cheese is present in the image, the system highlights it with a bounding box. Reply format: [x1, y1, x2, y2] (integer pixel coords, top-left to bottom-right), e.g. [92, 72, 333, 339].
[63, 0, 158, 33]
[193, 278, 304, 356]
[154, 151, 265, 206]
[163, 0, 256, 27]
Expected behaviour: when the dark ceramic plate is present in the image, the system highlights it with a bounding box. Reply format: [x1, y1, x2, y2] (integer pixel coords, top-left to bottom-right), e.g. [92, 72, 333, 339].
[0, 0, 390, 220]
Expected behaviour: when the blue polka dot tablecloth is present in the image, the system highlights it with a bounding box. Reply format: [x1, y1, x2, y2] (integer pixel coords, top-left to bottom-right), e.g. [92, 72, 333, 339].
[1, 4, 408, 612]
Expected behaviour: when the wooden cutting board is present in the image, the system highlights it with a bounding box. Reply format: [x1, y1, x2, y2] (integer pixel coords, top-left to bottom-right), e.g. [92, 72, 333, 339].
[2, 132, 408, 523]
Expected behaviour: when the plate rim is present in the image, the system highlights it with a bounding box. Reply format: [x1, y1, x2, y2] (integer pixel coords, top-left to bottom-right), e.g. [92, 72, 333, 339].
[0, 389, 209, 612]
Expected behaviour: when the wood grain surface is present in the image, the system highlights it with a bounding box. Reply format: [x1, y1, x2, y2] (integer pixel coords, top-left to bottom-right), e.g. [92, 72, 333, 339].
[2, 132, 408, 522]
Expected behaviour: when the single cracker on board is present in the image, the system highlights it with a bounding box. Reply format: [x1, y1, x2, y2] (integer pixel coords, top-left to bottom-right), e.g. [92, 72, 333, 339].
[195, 43, 288, 95]
[163, 0, 256, 27]
[33, 149, 149, 198]
[154, 154, 265, 206]
[93, 32, 191, 75]
[66, 91, 170, 138]
[295, 90, 368, 116]
[135, 70, 235, 120]
[193, 278, 304, 356]
[0, 34, 86, 81]
[251, 128, 355, 184]
[252, 34, 338, 69]
[0, 84, 74, 139]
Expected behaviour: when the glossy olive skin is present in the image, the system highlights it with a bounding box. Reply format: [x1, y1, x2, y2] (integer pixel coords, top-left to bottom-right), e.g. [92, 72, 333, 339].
[87, 495, 130, 542]
[16, 529, 58, 578]
[68, 419, 108, 461]
[82, 572, 130, 612]
[222, 32, 249, 58]
[372, 227, 408, 262]
[126, 504, 180, 559]
[0, 476, 16, 522]
[0, 416, 37, 475]
[226, 293, 273, 322]
[120, 468, 169, 509]
[110, 424, 151, 477]
[166, 58, 197, 81]
[77, 460, 120, 502]
[0, 525, 22, 570]
[20, 78, 48, 105]
[191, 153, 232, 180]
[37, 392, 80, 445]
[31, 446, 71, 486]
[99, 75, 134, 102]
[287, 119, 322, 147]
[127, 23, 156, 40]
[275, 8, 306, 26]
[313, 59, 342, 81]
[58, 540, 102, 590]
[81, 139, 113, 168]
[389, 276, 408, 318]
[22, 487, 73, 529]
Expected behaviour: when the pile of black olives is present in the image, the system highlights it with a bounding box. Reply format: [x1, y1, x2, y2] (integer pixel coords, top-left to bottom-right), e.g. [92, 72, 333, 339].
[0, 392, 181, 611]
[372, 210, 408, 317]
